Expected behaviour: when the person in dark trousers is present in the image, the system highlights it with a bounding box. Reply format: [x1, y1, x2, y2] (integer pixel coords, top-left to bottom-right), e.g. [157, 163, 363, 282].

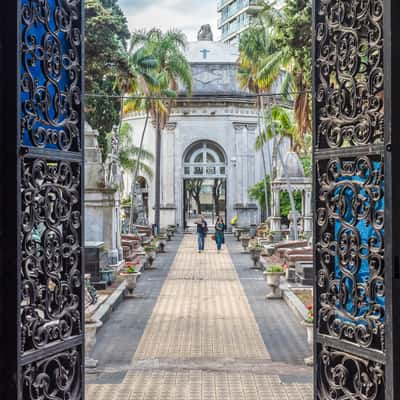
[195, 214, 208, 253]
[215, 217, 225, 252]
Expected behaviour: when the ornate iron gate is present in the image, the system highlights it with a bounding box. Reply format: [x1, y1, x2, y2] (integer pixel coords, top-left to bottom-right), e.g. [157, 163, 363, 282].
[312, 0, 400, 398]
[0, 1, 84, 398]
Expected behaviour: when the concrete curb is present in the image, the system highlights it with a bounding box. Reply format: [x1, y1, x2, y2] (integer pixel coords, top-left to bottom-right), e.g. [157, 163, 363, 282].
[282, 288, 309, 322]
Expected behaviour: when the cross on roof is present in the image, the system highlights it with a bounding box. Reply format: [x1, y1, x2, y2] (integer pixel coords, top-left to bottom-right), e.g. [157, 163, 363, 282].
[200, 48, 210, 59]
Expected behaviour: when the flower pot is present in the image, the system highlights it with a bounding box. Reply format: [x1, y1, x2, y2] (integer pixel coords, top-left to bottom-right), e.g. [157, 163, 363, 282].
[121, 272, 141, 294]
[303, 321, 314, 345]
[85, 319, 103, 368]
[249, 249, 262, 268]
[263, 271, 285, 299]
[241, 237, 251, 252]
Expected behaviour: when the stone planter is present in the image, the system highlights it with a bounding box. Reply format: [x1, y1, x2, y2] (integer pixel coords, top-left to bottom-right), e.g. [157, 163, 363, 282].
[241, 237, 251, 252]
[303, 321, 314, 345]
[85, 319, 103, 368]
[249, 249, 262, 268]
[263, 271, 285, 299]
[166, 231, 172, 241]
[157, 240, 166, 253]
[121, 271, 141, 294]
[144, 252, 156, 269]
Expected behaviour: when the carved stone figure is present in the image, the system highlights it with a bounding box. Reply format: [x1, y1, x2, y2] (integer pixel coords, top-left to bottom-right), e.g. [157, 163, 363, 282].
[198, 24, 213, 41]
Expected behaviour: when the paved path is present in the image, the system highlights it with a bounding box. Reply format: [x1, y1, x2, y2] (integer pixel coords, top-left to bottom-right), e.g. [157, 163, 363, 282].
[86, 235, 312, 399]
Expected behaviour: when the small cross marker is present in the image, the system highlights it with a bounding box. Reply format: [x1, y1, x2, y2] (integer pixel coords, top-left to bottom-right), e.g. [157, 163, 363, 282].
[200, 48, 210, 59]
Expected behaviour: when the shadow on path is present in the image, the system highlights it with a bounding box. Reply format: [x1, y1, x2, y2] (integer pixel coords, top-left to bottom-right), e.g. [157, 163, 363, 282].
[226, 236, 312, 380]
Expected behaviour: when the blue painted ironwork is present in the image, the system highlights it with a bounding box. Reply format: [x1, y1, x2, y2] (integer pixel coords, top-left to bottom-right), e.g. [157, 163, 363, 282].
[314, 0, 386, 398]
[21, 0, 82, 151]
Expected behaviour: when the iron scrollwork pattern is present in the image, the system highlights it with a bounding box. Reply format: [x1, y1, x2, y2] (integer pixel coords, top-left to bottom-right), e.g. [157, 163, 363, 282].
[21, 158, 82, 353]
[318, 345, 384, 400]
[315, 0, 384, 149]
[23, 347, 82, 399]
[316, 156, 385, 351]
[21, 0, 82, 151]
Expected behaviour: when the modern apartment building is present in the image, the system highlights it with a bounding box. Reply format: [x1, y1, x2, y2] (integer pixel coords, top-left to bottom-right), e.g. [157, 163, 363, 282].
[217, 0, 263, 45]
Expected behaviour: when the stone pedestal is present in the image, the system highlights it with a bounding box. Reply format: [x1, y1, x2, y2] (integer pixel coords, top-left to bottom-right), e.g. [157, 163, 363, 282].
[84, 123, 123, 265]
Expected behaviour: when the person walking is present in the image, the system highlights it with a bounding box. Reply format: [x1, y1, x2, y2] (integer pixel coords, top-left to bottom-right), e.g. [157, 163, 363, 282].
[215, 217, 225, 252]
[195, 214, 208, 253]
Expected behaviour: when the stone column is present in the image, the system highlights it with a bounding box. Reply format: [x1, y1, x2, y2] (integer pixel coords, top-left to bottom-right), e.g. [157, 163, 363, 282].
[270, 187, 282, 238]
[303, 188, 313, 238]
[233, 122, 245, 206]
[160, 122, 177, 227]
[246, 123, 258, 225]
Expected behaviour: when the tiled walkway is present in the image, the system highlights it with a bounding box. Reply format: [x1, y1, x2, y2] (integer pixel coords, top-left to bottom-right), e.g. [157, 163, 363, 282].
[86, 236, 312, 399]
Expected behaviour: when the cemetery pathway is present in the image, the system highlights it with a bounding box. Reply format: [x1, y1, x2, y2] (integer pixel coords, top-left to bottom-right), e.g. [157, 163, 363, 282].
[86, 235, 313, 399]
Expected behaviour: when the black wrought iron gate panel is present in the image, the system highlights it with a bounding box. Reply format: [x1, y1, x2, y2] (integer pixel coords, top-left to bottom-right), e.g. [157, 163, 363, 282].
[313, 0, 387, 399]
[1, 1, 84, 398]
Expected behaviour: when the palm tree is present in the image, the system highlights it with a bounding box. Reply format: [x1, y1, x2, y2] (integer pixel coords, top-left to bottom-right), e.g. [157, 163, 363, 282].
[112, 122, 154, 180]
[255, 105, 300, 180]
[128, 28, 193, 230]
[115, 46, 159, 229]
[238, 26, 273, 219]
[257, 1, 312, 140]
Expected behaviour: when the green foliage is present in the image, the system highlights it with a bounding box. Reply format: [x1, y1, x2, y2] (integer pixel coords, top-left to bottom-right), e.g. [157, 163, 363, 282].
[249, 176, 271, 209]
[85, 0, 130, 159]
[111, 122, 154, 178]
[267, 265, 284, 273]
[240, 0, 312, 142]
[300, 155, 312, 177]
[280, 191, 302, 218]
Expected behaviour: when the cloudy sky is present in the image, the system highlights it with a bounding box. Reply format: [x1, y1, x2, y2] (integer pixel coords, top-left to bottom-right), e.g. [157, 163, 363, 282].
[119, 0, 220, 42]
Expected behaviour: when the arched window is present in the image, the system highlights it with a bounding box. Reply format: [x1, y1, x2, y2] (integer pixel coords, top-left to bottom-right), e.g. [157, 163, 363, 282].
[183, 141, 226, 178]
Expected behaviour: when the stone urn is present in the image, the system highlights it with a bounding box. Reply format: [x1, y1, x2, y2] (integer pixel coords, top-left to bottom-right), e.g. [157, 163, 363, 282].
[241, 236, 251, 252]
[263, 270, 285, 299]
[249, 248, 263, 268]
[156, 238, 166, 253]
[166, 231, 172, 241]
[120, 271, 141, 294]
[85, 318, 103, 368]
[303, 321, 314, 345]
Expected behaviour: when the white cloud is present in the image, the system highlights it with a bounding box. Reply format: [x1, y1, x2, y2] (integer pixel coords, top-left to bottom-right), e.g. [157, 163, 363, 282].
[120, 0, 220, 42]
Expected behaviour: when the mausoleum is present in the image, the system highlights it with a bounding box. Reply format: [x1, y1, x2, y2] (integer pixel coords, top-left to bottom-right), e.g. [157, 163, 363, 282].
[123, 25, 288, 230]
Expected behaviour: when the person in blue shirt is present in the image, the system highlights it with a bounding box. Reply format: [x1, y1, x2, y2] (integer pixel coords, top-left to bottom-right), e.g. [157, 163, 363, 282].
[195, 214, 208, 253]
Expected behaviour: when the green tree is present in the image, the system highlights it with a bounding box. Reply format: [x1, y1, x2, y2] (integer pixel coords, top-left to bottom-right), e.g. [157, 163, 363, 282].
[111, 123, 154, 179]
[255, 105, 300, 180]
[258, 0, 312, 139]
[238, 26, 273, 217]
[85, 0, 130, 159]
[126, 29, 193, 228]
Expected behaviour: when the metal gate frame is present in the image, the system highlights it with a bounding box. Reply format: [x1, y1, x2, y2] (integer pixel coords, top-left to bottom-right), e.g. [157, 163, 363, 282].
[313, 0, 400, 398]
[0, 1, 85, 398]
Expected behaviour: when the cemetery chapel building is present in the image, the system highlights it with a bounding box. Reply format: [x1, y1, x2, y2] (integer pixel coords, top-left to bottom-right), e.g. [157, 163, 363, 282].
[124, 26, 287, 230]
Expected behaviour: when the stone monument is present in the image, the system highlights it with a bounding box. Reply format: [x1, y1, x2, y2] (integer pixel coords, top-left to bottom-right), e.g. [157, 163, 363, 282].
[84, 122, 124, 267]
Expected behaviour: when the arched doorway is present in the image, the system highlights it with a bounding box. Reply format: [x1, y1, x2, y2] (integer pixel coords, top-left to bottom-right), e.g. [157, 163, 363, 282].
[183, 141, 227, 229]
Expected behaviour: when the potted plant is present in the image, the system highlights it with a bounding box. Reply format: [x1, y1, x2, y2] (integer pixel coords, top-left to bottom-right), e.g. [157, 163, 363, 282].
[249, 243, 263, 268]
[263, 265, 285, 299]
[303, 306, 314, 345]
[241, 234, 251, 253]
[144, 245, 157, 268]
[120, 263, 141, 294]
[156, 236, 167, 253]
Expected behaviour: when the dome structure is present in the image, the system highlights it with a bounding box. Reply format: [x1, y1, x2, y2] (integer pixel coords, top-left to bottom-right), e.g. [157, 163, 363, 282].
[277, 151, 305, 179]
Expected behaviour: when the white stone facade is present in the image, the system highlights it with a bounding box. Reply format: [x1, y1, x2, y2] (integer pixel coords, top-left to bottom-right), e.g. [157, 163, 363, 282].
[123, 33, 288, 230]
